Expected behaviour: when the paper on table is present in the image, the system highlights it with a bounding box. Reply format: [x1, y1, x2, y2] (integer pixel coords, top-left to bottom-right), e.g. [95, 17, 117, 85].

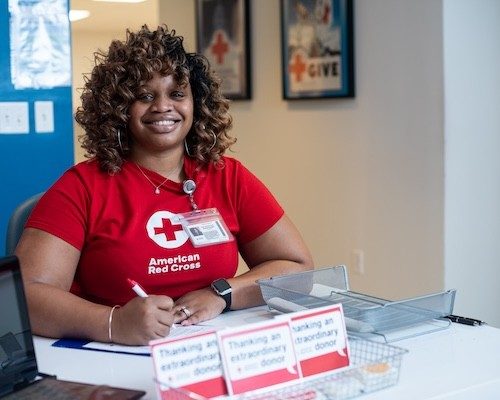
[309, 283, 347, 297]
[267, 296, 374, 333]
[82, 324, 219, 355]
[52, 306, 270, 355]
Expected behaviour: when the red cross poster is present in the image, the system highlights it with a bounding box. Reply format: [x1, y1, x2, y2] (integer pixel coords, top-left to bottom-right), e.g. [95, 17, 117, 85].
[282, 0, 354, 98]
[195, 0, 250, 99]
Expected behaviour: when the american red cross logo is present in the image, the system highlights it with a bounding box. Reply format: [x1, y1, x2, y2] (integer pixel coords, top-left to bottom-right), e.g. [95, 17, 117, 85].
[289, 53, 307, 82]
[146, 211, 188, 249]
[154, 217, 182, 241]
[211, 31, 229, 64]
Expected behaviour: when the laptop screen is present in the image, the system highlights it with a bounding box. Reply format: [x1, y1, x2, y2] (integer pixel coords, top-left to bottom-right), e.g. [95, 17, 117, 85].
[0, 256, 38, 397]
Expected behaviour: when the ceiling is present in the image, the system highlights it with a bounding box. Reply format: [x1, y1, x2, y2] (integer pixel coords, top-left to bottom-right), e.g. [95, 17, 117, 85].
[70, 0, 158, 33]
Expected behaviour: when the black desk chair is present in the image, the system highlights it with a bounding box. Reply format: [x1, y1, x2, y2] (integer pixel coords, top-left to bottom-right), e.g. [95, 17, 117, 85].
[5, 192, 44, 255]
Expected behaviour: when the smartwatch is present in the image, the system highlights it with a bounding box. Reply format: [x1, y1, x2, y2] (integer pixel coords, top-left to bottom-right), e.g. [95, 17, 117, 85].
[211, 278, 232, 312]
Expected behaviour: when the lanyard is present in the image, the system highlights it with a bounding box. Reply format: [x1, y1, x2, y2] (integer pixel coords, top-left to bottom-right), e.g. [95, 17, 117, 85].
[178, 179, 234, 247]
[182, 179, 198, 210]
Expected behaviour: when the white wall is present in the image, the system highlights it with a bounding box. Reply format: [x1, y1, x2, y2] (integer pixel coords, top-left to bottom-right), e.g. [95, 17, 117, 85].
[444, 0, 500, 327]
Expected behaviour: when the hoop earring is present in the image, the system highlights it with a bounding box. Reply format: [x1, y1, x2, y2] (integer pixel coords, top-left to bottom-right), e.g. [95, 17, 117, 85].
[117, 129, 124, 153]
[184, 139, 193, 157]
[209, 132, 217, 151]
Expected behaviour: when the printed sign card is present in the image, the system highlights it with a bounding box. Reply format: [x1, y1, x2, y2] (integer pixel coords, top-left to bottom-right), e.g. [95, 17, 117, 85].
[217, 320, 301, 395]
[150, 304, 350, 399]
[287, 304, 350, 377]
[150, 330, 227, 399]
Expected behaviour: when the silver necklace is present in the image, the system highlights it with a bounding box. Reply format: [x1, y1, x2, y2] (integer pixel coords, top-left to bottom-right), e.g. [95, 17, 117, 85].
[134, 161, 182, 195]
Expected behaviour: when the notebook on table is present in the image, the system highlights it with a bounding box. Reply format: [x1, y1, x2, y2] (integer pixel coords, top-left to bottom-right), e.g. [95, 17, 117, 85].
[0, 255, 146, 400]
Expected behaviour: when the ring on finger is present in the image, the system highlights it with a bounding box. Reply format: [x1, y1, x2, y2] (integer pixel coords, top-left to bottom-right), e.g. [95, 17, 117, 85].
[180, 306, 192, 318]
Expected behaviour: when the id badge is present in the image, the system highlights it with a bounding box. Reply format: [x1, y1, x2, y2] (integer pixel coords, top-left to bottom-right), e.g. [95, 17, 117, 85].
[175, 208, 234, 247]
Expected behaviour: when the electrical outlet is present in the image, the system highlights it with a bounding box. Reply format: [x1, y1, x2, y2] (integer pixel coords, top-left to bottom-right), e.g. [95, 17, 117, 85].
[351, 249, 364, 275]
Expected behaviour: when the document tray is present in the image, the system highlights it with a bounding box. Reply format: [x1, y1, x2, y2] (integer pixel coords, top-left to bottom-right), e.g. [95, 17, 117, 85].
[257, 266, 456, 342]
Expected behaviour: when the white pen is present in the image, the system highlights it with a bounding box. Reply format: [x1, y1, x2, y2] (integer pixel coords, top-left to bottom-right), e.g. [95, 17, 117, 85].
[127, 278, 148, 298]
[127, 278, 176, 330]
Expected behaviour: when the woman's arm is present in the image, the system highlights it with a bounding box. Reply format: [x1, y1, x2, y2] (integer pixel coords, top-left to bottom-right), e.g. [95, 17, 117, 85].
[231, 214, 314, 308]
[174, 214, 313, 323]
[16, 228, 176, 345]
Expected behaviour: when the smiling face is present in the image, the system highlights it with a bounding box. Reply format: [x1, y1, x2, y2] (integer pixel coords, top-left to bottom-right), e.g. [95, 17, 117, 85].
[127, 72, 194, 157]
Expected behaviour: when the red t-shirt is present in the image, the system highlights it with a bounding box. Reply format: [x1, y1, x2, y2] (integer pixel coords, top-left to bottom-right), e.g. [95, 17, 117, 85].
[27, 156, 284, 306]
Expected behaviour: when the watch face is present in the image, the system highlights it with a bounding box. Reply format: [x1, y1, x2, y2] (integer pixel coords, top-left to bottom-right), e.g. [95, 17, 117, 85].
[212, 279, 231, 295]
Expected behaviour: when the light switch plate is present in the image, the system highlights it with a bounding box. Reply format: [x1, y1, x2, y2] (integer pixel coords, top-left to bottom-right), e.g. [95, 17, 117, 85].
[0, 102, 29, 134]
[35, 101, 54, 133]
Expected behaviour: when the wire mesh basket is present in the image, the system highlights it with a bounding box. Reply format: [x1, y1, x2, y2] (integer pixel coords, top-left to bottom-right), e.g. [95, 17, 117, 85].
[257, 266, 456, 342]
[157, 337, 407, 400]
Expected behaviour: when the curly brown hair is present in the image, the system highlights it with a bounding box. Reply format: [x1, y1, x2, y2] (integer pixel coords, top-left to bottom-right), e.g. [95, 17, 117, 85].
[75, 24, 235, 174]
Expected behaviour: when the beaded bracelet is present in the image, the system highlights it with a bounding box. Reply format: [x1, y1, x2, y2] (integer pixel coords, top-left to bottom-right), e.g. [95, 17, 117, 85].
[108, 305, 121, 343]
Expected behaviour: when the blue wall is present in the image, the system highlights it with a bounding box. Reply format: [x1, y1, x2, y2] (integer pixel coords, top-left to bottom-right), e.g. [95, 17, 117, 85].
[0, 0, 74, 255]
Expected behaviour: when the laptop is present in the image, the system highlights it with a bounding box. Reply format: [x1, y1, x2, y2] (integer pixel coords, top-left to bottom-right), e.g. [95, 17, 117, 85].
[0, 255, 145, 399]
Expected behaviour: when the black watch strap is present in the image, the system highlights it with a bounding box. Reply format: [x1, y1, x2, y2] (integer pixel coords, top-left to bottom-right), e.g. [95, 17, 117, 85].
[211, 278, 232, 312]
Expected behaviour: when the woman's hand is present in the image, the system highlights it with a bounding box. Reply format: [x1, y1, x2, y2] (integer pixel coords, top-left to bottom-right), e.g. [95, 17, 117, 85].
[173, 288, 226, 326]
[112, 295, 175, 345]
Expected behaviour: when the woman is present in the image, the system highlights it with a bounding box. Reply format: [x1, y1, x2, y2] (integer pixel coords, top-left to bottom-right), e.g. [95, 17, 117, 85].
[16, 25, 313, 346]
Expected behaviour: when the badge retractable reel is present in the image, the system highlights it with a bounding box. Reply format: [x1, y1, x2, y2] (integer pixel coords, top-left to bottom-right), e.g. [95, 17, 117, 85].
[175, 179, 234, 247]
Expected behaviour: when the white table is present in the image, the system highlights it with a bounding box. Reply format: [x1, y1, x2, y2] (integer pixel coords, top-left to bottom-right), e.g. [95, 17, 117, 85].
[34, 307, 500, 399]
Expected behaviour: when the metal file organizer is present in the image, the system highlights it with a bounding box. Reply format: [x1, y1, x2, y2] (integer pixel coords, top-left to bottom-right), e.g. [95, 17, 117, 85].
[257, 265, 456, 343]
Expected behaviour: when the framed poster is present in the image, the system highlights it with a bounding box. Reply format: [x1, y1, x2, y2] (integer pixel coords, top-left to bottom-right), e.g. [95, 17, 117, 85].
[196, 0, 251, 100]
[281, 0, 355, 99]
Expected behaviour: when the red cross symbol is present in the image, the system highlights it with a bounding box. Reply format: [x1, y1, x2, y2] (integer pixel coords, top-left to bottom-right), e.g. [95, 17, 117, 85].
[154, 217, 183, 241]
[211, 31, 229, 64]
[289, 53, 307, 82]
